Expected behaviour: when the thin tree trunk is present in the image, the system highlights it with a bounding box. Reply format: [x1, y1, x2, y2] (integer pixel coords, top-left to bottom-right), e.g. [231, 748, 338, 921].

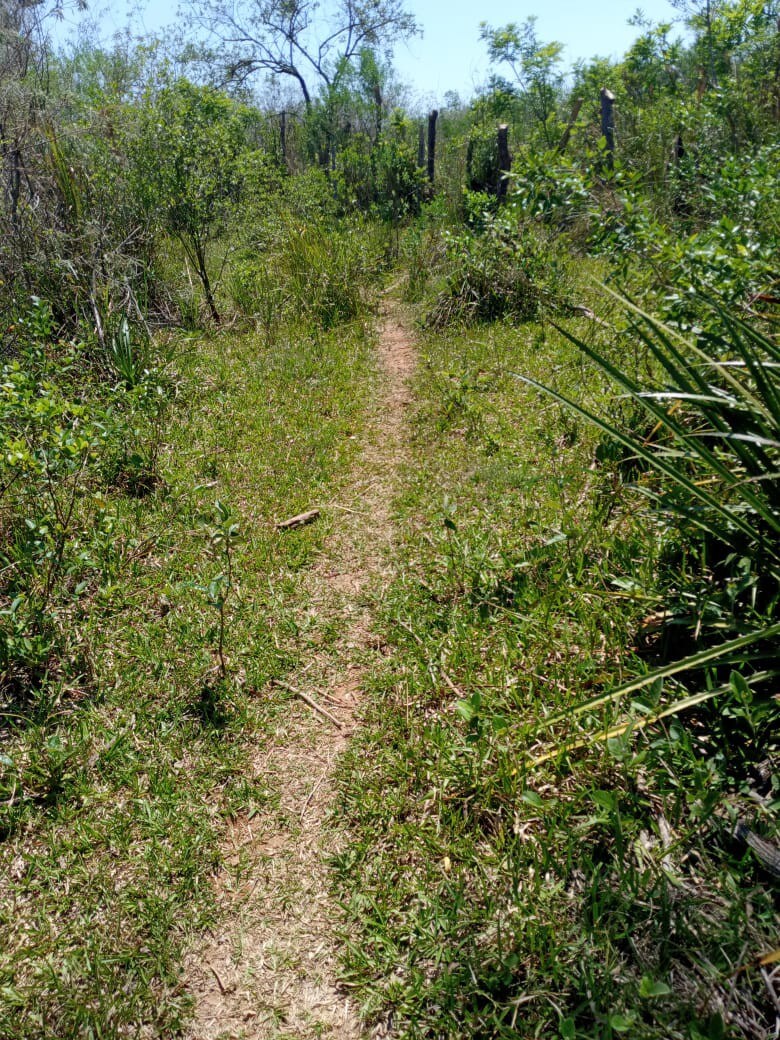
[280, 111, 288, 168]
[192, 237, 220, 324]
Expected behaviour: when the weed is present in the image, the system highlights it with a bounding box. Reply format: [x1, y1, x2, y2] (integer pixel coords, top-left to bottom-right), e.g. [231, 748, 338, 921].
[426, 216, 568, 329]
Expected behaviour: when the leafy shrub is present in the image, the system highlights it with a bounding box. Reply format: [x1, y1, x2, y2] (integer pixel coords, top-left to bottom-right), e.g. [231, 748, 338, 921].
[0, 300, 168, 705]
[334, 133, 426, 224]
[510, 149, 595, 228]
[372, 137, 426, 225]
[334, 138, 377, 212]
[465, 123, 503, 195]
[427, 216, 565, 327]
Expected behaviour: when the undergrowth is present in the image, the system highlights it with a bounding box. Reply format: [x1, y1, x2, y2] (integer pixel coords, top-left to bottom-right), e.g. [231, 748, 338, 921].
[0, 308, 376, 1036]
[336, 289, 779, 1039]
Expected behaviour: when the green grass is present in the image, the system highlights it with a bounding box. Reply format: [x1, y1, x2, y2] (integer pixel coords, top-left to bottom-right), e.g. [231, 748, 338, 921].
[335, 307, 779, 1039]
[0, 316, 377, 1037]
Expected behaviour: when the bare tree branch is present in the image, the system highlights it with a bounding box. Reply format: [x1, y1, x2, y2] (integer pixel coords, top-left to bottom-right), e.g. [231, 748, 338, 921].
[188, 0, 418, 107]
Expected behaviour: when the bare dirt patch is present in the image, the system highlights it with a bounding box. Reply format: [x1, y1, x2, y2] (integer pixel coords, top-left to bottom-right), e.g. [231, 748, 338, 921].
[184, 300, 416, 1039]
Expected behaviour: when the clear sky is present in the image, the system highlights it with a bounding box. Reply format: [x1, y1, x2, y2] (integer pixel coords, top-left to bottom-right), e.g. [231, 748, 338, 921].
[56, 0, 683, 104]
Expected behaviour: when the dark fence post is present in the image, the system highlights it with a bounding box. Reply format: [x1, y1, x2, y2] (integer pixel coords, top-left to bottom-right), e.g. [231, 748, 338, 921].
[427, 109, 438, 184]
[465, 137, 474, 189]
[496, 123, 511, 201]
[600, 88, 615, 169]
[279, 111, 288, 167]
[373, 84, 383, 141]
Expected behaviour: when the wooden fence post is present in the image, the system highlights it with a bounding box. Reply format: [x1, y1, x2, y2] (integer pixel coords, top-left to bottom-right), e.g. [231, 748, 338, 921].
[427, 109, 438, 184]
[279, 111, 288, 167]
[496, 124, 511, 201]
[600, 88, 615, 169]
[373, 84, 383, 141]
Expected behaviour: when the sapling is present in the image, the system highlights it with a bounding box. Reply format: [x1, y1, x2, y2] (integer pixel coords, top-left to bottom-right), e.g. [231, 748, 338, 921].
[204, 499, 240, 680]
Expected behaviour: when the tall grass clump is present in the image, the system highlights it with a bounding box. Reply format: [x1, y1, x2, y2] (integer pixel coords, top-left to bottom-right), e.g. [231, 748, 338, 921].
[427, 212, 569, 328]
[520, 295, 779, 772]
[227, 213, 386, 330]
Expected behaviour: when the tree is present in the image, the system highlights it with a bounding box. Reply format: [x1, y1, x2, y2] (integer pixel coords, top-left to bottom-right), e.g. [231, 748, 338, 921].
[188, 0, 418, 109]
[132, 80, 254, 322]
[479, 18, 564, 146]
[667, 0, 775, 84]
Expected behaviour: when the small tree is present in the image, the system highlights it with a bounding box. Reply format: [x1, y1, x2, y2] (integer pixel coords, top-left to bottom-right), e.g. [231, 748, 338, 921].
[479, 17, 565, 147]
[132, 80, 253, 322]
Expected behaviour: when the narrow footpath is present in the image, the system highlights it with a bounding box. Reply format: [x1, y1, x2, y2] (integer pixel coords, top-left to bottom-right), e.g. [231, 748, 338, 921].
[184, 298, 416, 1039]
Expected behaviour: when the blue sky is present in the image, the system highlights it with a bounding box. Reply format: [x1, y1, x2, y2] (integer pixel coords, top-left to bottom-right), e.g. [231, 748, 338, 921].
[57, 0, 682, 104]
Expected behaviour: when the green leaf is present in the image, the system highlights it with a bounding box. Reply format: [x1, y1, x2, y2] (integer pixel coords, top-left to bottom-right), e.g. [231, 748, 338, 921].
[592, 790, 617, 811]
[454, 698, 476, 723]
[608, 1013, 634, 1033]
[729, 670, 751, 698]
[560, 1017, 576, 1039]
[639, 975, 671, 998]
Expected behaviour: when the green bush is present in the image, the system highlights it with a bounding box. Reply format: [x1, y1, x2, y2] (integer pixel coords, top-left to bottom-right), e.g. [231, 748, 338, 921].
[0, 300, 168, 705]
[427, 216, 566, 327]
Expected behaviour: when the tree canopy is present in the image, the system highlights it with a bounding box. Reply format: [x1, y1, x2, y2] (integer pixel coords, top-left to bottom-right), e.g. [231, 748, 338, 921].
[189, 0, 419, 107]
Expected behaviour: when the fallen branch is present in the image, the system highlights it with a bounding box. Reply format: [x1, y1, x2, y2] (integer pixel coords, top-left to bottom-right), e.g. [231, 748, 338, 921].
[270, 679, 343, 730]
[275, 509, 320, 531]
[569, 304, 611, 328]
[207, 962, 234, 995]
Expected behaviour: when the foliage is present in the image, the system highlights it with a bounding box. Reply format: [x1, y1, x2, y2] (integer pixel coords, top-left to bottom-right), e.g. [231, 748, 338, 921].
[0, 3, 779, 1037]
[465, 123, 503, 196]
[228, 212, 385, 328]
[334, 120, 425, 223]
[509, 148, 595, 227]
[520, 297, 779, 764]
[479, 17, 565, 146]
[372, 131, 426, 224]
[427, 215, 567, 328]
[130, 80, 257, 323]
[190, 0, 419, 107]
[0, 298, 169, 705]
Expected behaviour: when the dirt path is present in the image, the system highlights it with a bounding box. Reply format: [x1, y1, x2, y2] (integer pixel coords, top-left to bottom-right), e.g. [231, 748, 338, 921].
[184, 299, 416, 1039]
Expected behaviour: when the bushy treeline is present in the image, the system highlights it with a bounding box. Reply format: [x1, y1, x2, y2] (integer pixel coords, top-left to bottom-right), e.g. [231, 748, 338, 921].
[0, 0, 777, 338]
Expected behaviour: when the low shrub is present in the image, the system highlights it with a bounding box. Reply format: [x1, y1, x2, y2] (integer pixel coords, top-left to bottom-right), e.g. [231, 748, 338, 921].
[426, 216, 567, 328]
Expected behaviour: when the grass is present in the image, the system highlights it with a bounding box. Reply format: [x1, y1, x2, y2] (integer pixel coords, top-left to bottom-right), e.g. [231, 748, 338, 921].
[2, 203, 777, 1040]
[335, 300, 779, 1039]
[0, 315, 377, 1037]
